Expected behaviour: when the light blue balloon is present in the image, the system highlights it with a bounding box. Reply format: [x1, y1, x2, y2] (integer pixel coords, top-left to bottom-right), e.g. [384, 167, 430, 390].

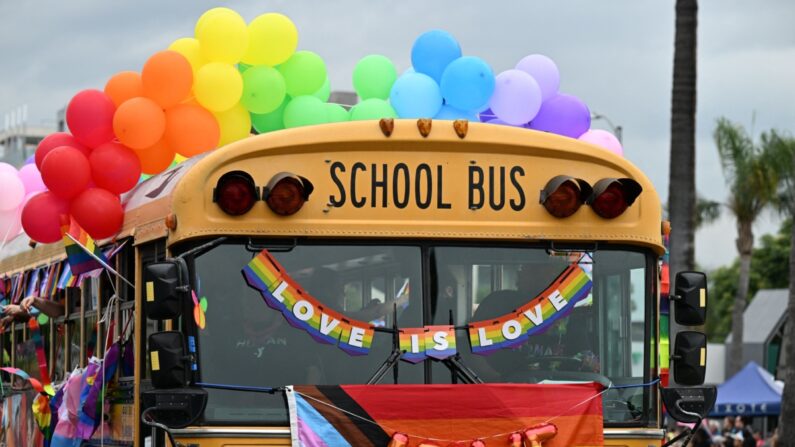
[440, 56, 495, 112]
[434, 105, 479, 121]
[389, 72, 443, 118]
[411, 30, 461, 84]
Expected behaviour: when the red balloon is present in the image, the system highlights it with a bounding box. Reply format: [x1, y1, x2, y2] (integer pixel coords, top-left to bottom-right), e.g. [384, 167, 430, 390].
[21, 192, 70, 243]
[35, 133, 90, 169]
[41, 146, 91, 199]
[89, 142, 142, 194]
[71, 188, 124, 240]
[66, 89, 117, 148]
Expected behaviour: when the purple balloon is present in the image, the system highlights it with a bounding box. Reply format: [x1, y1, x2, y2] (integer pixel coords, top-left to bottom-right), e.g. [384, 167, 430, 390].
[489, 70, 542, 126]
[516, 54, 560, 101]
[24, 155, 35, 165]
[528, 94, 591, 138]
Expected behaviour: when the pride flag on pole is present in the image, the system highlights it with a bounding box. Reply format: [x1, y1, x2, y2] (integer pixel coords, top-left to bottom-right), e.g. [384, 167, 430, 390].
[61, 221, 108, 276]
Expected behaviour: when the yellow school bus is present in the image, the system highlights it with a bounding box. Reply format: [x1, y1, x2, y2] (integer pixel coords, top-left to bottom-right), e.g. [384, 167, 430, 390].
[0, 119, 713, 446]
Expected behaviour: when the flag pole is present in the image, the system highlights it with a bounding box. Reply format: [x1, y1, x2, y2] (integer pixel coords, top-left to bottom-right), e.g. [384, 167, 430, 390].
[64, 233, 135, 288]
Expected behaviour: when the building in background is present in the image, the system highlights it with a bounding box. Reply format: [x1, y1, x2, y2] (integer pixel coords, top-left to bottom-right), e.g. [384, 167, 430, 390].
[329, 91, 357, 108]
[725, 289, 789, 380]
[0, 105, 54, 167]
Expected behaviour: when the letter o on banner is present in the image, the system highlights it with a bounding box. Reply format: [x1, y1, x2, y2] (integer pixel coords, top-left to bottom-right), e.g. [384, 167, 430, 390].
[293, 300, 314, 322]
[502, 320, 522, 340]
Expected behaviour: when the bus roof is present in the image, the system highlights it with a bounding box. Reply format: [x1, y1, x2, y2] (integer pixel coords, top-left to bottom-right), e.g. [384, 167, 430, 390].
[0, 120, 664, 272]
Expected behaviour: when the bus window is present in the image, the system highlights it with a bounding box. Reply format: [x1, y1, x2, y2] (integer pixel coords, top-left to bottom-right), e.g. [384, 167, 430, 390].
[193, 242, 423, 424]
[53, 318, 66, 381]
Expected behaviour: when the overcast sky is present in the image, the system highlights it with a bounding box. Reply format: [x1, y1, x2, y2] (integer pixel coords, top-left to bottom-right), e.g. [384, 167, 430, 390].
[1, 0, 793, 269]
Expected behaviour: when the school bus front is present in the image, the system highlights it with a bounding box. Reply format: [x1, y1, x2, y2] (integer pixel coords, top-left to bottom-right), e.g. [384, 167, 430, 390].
[136, 119, 666, 446]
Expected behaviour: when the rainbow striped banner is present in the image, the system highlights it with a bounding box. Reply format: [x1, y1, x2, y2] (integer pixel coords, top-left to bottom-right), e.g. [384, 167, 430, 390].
[468, 264, 592, 355]
[399, 328, 427, 363]
[243, 249, 375, 357]
[424, 325, 456, 360]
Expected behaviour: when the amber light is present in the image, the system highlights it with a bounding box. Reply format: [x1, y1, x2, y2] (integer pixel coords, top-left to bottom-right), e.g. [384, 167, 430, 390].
[212, 171, 259, 216]
[263, 172, 314, 216]
[539, 176, 592, 218]
[588, 178, 642, 219]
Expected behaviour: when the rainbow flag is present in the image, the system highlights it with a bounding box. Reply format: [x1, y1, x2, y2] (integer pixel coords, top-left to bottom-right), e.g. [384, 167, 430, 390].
[468, 264, 592, 355]
[62, 223, 108, 276]
[287, 384, 604, 447]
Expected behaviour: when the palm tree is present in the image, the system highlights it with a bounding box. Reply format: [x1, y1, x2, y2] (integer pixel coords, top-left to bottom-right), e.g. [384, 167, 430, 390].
[714, 118, 780, 376]
[766, 132, 795, 445]
[668, 0, 699, 276]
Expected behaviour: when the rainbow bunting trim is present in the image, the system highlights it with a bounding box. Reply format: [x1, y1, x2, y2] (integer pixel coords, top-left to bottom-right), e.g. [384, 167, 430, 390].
[468, 264, 593, 355]
[399, 328, 427, 364]
[243, 249, 375, 357]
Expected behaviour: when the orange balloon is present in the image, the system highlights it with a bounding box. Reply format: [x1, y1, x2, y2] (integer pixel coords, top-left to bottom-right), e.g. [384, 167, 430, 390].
[105, 71, 143, 107]
[133, 139, 176, 175]
[142, 51, 193, 108]
[113, 97, 166, 149]
[164, 104, 220, 157]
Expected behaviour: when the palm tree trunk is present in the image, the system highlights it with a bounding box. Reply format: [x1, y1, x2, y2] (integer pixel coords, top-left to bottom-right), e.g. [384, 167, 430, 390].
[729, 220, 753, 375]
[668, 0, 698, 276]
[778, 203, 795, 446]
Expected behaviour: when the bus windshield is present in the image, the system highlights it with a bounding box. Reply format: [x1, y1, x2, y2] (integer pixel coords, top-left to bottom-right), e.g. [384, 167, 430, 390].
[192, 241, 652, 425]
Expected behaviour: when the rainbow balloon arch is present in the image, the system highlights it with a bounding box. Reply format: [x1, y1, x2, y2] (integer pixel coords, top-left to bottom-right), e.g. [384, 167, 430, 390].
[0, 7, 624, 245]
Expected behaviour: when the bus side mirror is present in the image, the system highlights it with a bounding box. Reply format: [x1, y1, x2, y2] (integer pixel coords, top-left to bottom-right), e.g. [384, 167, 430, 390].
[660, 386, 717, 423]
[672, 271, 707, 325]
[672, 331, 707, 386]
[144, 258, 190, 320]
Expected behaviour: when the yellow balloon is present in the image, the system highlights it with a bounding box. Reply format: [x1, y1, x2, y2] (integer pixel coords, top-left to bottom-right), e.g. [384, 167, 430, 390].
[241, 13, 298, 66]
[194, 7, 236, 36]
[194, 63, 243, 112]
[169, 38, 205, 74]
[174, 154, 188, 164]
[214, 104, 252, 146]
[196, 9, 248, 64]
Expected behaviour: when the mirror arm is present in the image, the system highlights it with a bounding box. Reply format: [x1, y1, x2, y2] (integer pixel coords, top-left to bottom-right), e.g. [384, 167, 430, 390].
[669, 294, 682, 301]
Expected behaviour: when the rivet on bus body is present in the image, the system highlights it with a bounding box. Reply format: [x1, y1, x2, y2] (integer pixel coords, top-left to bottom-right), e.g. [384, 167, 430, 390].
[165, 213, 177, 231]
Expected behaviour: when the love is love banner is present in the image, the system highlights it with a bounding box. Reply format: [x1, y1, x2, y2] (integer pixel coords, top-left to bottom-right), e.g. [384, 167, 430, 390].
[242, 249, 592, 359]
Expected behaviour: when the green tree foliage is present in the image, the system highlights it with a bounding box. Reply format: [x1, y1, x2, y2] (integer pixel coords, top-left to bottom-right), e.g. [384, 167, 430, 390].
[707, 219, 791, 342]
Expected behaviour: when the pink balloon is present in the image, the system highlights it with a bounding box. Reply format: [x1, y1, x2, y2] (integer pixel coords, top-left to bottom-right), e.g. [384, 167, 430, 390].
[66, 89, 116, 148]
[0, 162, 17, 177]
[0, 172, 25, 211]
[17, 164, 47, 195]
[0, 208, 22, 241]
[579, 129, 623, 156]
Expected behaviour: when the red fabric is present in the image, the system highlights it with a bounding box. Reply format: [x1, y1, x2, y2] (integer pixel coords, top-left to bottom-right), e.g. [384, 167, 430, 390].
[338, 383, 604, 446]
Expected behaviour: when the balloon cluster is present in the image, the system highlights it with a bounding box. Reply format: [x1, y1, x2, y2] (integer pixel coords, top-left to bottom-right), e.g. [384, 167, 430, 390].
[20, 8, 624, 245]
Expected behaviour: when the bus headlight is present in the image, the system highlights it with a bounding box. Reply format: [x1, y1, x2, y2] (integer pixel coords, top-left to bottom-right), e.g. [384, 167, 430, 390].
[212, 171, 259, 216]
[263, 172, 314, 216]
[539, 175, 592, 218]
[587, 178, 642, 219]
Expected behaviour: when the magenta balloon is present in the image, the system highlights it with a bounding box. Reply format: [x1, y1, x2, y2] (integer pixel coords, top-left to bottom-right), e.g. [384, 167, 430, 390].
[528, 94, 591, 138]
[66, 89, 116, 148]
[489, 70, 542, 126]
[515, 54, 560, 101]
[0, 172, 25, 211]
[579, 129, 623, 156]
[18, 164, 47, 195]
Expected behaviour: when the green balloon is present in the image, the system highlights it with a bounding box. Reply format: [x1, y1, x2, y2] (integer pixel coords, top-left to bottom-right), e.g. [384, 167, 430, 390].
[312, 77, 331, 102]
[283, 95, 329, 128]
[349, 98, 397, 121]
[326, 103, 349, 123]
[241, 66, 287, 114]
[251, 96, 290, 133]
[238, 62, 252, 73]
[278, 51, 327, 97]
[353, 54, 397, 100]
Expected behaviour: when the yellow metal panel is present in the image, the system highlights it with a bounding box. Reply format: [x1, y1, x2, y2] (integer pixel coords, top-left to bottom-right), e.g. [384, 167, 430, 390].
[167, 120, 663, 253]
